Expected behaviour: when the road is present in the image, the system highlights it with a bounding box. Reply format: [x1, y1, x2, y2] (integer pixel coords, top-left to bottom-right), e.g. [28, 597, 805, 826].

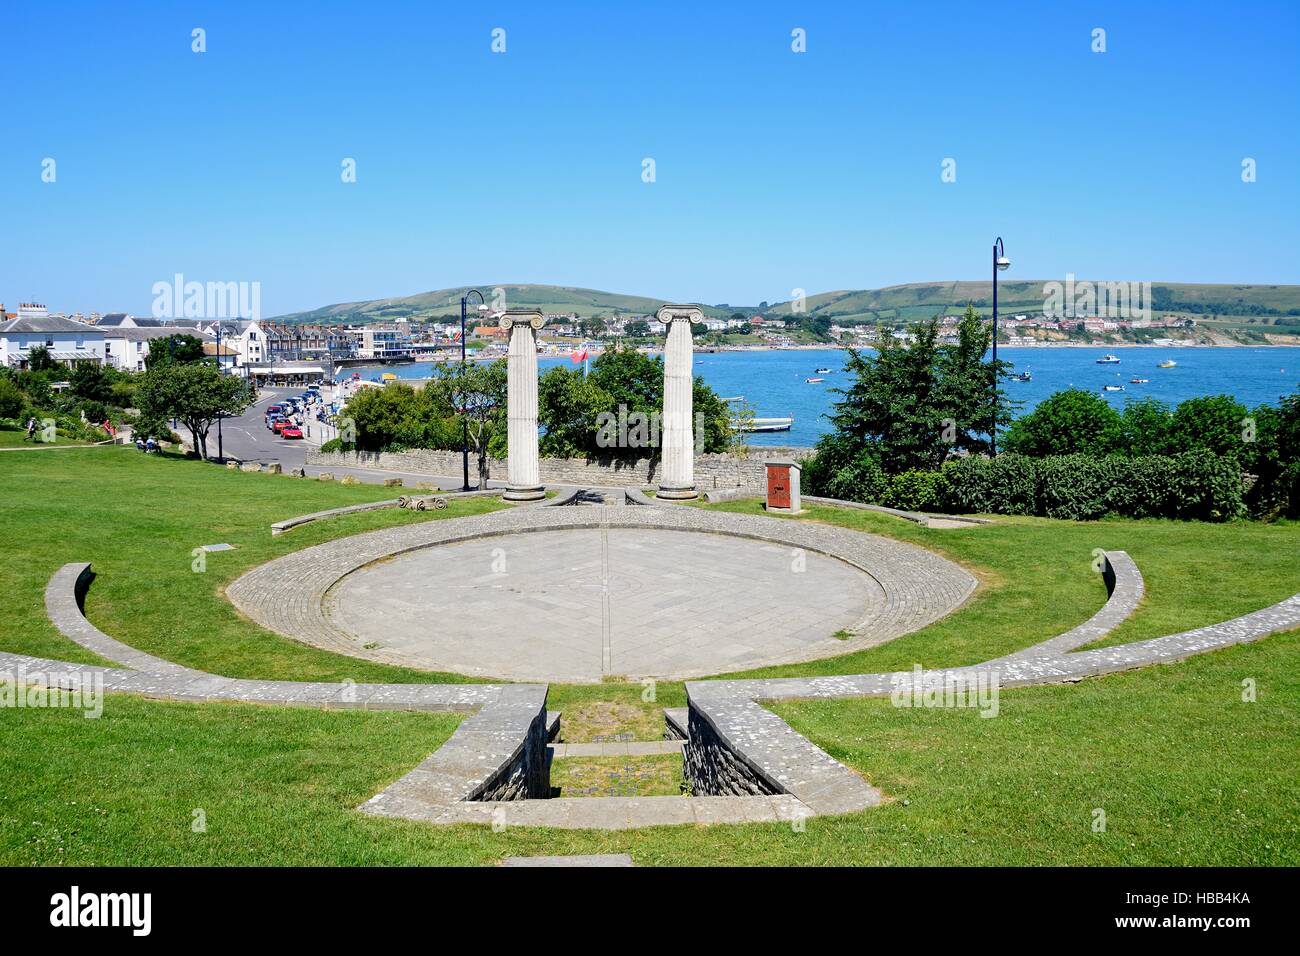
[213, 387, 506, 490]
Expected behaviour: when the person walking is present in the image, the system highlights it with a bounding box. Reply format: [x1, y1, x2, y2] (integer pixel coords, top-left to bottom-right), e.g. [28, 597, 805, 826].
[24, 417, 37, 442]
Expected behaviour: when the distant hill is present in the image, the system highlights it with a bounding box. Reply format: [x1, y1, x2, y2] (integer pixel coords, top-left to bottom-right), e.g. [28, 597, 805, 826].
[270, 285, 734, 324]
[271, 281, 1300, 325]
[763, 281, 1300, 323]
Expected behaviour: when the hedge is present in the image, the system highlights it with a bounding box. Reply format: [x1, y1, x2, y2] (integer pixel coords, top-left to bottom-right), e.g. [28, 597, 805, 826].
[807, 449, 1248, 522]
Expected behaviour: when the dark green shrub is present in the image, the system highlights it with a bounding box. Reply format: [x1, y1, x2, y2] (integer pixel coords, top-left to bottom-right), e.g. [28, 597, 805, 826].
[938, 454, 1038, 515]
[822, 452, 888, 504]
[884, 469, 943, 511]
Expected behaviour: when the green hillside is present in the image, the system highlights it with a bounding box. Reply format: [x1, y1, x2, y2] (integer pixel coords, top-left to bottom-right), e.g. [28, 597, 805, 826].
[764, 281, 1300, 323]
[271, 281, 1300, 327]
[271, 285, 732, 324]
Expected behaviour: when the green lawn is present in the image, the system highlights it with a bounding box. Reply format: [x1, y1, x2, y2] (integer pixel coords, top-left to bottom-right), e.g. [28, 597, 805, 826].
[0, 429, 93, 448]
[1, 448, 1297, 864]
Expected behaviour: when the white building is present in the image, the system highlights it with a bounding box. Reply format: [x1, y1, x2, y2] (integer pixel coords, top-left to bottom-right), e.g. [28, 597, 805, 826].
[103, 327, 216, 372]
[0, 314, 105, 368]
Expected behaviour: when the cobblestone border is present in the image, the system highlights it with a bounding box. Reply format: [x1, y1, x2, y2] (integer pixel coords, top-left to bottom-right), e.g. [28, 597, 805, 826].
[228, 504, 980, 677]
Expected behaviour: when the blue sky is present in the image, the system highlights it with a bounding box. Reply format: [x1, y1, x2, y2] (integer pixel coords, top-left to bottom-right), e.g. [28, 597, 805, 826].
[2, 0, 1297, 316]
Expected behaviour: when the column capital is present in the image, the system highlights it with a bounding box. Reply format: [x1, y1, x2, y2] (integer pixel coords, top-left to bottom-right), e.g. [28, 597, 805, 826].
[655, 304, 703, 324]
[499, 310, 545, 331]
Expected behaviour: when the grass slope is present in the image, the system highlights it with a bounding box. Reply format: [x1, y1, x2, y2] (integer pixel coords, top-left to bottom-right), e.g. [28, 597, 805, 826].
[1, 450, 1296, 864]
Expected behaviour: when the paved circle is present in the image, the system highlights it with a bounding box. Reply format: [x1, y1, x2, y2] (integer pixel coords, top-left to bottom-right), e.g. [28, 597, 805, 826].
[325, 528, 883, 681]
[226, 505, 979, 683]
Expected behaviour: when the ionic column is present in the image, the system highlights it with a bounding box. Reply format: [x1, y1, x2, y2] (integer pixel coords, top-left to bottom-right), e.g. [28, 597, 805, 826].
[501, 310, 546, 501]
[656, 305, 700, 500]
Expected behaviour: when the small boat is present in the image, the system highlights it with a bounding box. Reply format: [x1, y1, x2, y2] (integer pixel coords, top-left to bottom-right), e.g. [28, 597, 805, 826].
[1013, 370, 1032, 382]
[1102, 384, 1125, 392]
[1158, 360, 1177, 368]
[1130, 377, 1149, 384]
[720, 396, 744, 403]
[732, 416, 793, 433]
[805, 377, 825, 383]
[814, 367, 832, 374]
[1096, 354, 1121, 364]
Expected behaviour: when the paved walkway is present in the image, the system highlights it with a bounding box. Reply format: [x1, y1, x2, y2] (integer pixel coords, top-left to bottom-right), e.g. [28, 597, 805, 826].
[327, 527, 884, 681]
[228, 504, 978, 682]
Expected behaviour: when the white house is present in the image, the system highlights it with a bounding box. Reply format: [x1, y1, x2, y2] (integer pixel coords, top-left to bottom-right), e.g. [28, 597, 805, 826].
[0, 314, 105, 368]
[103, 327, 216, 372]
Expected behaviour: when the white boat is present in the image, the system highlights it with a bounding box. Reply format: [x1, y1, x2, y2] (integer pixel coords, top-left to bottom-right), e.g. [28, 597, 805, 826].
[1096, 354, 1121, 364]
[1102, 384, 1125, 392]
[805, 377, 825, 383]
[814, 367, 832, 374]
[733, 416, 793, 433]
[1158, 360, 1177, 368]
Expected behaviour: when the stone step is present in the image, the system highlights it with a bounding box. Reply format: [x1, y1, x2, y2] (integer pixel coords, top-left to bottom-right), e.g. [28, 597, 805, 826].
[549, 740, 684, 758]
[503, 854, 634, 867]
[663, 707, 689, 740]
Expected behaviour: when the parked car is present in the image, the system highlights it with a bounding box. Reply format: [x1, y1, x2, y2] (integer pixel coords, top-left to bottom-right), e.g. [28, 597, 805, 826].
[271, 419, 290, 433]
[266, 414, 284, 430]
[280, 426, 304, 440]
[264, 404, 283, 422]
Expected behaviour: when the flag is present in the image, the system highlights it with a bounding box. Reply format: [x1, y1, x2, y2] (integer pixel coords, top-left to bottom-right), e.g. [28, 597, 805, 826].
[570, 348, 588, 364]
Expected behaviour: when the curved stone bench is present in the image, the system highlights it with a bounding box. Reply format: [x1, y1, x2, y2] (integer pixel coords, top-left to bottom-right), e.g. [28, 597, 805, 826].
[680, 552, 1299, 815]
[32, 561, 812, 828]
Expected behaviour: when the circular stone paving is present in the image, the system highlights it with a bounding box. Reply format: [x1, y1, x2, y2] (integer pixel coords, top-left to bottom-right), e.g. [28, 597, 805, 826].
[226, 505, 978, 683]
[325, 528, 883, 682]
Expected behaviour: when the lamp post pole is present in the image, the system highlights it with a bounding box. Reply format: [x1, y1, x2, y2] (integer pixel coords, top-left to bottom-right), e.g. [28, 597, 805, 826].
[991, 237, 1009, 457]
[460, 290, 485, 491]
[215, 322, 224, 462]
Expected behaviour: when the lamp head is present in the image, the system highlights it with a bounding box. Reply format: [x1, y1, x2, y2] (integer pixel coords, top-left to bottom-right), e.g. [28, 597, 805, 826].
[996, 256, 1011, 272]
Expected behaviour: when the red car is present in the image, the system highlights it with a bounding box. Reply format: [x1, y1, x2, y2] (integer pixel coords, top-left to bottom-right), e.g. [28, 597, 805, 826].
[280, 427, 303, 440]
[271, 419, 290, 433]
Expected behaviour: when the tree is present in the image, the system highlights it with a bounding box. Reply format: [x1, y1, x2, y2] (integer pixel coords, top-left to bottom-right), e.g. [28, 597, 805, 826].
[1119, 398, 1174, 456]
[1167, 394, 1250, 460]
[27, 346, 58, 372]
[137, 362, 250, 458]
[537, 345, 732, 461]
[145, 334, 207, 369]
[0, 377, 24, 418]
[1003, 389, 1123, 457]
[823, 311, 1011, 474]
[344, 382, 459, 452]
[69, 362, 114, 404]
[625, 320, 651, 337]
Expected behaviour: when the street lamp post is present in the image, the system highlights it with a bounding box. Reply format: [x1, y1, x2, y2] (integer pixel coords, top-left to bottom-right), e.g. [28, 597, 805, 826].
[991, 237, 1010, 456]
[460, 290, 486, 491]
[215, 322, 224, 462]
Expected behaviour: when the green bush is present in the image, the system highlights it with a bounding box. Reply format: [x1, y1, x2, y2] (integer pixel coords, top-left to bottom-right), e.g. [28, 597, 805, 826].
[822, 452, 888, 505]
[938, 454, 1038, 516]
[0, 378, 24, 419]
[883, 469, 943, 512]
[319, 437, 354, 454]
[938, 450, 1244, 522]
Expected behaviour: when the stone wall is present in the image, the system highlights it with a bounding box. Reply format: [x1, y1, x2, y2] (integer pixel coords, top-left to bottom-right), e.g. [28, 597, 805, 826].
[682, 704, 782, 798]
[474, 706, 551, 801]
[307, 446, 813, 490]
